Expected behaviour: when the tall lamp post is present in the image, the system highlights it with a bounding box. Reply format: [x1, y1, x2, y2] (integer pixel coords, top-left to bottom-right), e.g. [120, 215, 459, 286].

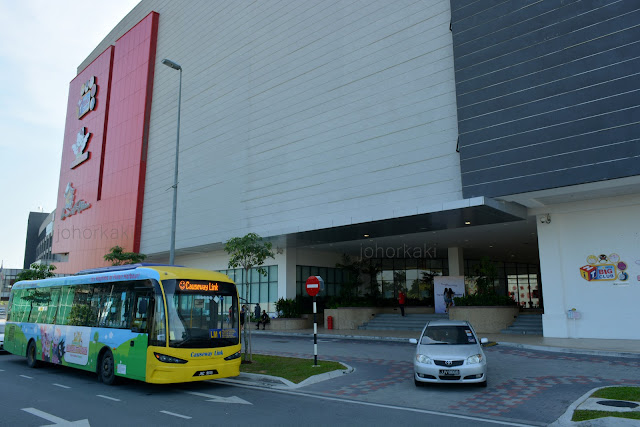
[162, 58, 182, 265]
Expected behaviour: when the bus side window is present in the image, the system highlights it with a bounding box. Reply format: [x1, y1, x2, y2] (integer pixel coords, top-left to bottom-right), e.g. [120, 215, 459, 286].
[132, 294, 151, 332]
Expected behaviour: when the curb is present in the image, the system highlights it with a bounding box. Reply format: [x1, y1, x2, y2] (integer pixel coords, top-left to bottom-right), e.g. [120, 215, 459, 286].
[494, 341, 640, 359]
[215, 362, 355, 390]
[549, 386, 640, 426]
[254, 330, 640, 358]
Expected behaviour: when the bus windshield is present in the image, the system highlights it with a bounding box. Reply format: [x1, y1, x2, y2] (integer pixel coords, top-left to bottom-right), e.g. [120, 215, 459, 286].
[162, 279, 239, 348]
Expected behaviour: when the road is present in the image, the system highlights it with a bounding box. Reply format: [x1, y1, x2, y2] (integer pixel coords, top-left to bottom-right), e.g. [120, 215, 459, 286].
[1, 335, 639, 426]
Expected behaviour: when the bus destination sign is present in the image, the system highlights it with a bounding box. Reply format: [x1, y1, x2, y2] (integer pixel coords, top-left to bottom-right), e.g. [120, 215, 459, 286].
[178, 280, 220, 292]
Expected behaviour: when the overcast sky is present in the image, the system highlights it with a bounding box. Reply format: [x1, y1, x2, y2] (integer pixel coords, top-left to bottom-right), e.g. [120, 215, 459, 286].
[0, 0, 140, 268]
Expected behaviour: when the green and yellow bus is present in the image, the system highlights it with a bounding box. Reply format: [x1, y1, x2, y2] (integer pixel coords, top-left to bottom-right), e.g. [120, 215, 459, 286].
[4, 264, 241, 384]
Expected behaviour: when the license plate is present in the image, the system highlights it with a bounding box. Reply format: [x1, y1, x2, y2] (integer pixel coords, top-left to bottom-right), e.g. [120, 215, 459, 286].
[439, 369, 460, 376]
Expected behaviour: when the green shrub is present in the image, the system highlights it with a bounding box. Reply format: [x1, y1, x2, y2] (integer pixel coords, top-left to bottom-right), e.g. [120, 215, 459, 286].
[275, 298, 300, 318]
[453, 294, 516, 307]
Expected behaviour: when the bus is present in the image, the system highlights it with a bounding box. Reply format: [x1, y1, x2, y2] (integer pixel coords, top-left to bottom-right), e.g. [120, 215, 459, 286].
[4, 264, 241, 384]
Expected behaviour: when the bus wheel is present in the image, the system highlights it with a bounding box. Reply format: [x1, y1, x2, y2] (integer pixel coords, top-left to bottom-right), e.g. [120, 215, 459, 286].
[26, 341, 40, 368]
[99, 350, 117, 385]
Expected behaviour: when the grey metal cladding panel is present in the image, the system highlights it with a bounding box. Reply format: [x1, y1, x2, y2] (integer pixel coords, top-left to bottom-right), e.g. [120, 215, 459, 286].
[450, 0, 505, 23]
[458, 70, 640, 134]
[462, 157, 640, 198]
[455, 13, 640, 92]
[459, 105, 640, 159]
[452, 0, 539, 37]
[462, 140, 640, 184]
[457, 55, 640, 122]
[454, 1, 634, 70]
[461, 124, 640, 172]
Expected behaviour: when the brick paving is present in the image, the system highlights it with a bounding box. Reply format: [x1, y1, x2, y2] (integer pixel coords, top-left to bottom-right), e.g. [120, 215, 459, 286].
[256, 345, 640, 421]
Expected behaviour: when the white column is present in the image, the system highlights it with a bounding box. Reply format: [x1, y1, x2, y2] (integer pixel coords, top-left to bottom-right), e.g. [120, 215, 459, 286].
[448, 247, 464, 276]
[277, 247, 297, 300]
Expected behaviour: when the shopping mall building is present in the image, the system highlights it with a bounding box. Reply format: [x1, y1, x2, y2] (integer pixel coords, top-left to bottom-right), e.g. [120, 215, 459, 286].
[50, 1, 639, 339]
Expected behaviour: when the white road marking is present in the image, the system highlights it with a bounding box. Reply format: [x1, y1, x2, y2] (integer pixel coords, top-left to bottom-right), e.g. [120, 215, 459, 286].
[215, 382, 534, 426]
[160, 410, 192, 419]
[19, 375, 33, 379]
[183, 390, 251, 405]
[22, 407, 90, 426]
[97, 394, 121, 401]
[53, 383, 71, 389]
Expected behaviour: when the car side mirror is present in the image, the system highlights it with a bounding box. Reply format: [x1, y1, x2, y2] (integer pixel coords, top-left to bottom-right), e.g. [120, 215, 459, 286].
[480, 337, 489, 345]
[409, 338, 418, 344]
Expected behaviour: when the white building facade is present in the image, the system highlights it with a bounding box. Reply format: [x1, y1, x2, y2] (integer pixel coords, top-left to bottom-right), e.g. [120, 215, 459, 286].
[53, 1, 640, 340]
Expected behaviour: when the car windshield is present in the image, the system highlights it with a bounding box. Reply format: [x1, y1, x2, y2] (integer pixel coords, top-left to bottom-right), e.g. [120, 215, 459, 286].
[421, 325, 477, 345]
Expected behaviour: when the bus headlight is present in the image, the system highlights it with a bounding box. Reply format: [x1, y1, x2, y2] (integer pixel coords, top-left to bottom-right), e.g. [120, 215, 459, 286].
[154, 352, 188, 364]
[224, 351, 241, 361]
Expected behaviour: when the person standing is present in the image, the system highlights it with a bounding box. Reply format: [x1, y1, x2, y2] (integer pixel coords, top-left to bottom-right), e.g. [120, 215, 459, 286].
[240, 305, 246, 328]
[254, 303, 261, 323]
[444, 288, 451, 313]
[398, 289, 406, 317]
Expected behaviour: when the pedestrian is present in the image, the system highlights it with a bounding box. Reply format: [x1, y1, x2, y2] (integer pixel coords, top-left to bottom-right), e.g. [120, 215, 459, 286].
[447, 288, 456, 308]
[444, 288, 451, 313]
[398, 289, 406, 317]
[257, 310, 270, 330]
[254, 303, 261, 322]
[240, 305, 246, 328]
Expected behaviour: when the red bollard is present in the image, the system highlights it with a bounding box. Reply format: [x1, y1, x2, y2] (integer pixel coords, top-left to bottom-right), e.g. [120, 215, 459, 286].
[327, 316, 333, 330]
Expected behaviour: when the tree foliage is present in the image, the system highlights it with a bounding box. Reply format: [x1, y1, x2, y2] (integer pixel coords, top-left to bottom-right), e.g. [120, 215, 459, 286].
[453, 257, 516, 306]
[224, 233, 274, 362]
[16, 263, 56, 281]
[335, 254, 364, 300]
[224, 233, 274, 276]
[103, 246, 147, 266]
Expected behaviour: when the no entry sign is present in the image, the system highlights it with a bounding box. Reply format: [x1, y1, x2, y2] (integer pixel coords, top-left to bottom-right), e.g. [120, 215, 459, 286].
[305, 276, 324, 297]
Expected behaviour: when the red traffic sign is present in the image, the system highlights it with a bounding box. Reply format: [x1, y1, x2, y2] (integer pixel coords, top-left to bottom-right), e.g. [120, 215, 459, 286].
[305, 276, 324, 297]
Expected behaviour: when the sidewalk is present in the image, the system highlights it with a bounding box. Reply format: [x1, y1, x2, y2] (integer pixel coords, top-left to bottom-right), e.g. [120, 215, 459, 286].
[252, 327, 640, 358]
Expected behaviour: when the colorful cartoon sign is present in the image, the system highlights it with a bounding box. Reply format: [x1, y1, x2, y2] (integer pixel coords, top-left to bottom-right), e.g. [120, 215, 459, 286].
[64, 326, 90, 365]
[580, 253, 629, 282]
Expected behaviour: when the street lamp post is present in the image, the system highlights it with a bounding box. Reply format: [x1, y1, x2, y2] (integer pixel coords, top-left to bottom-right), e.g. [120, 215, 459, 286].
[162, 58, 182, 265]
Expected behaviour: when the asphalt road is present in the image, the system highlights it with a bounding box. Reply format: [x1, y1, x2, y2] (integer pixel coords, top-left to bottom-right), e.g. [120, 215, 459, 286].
[1, 336, 639, 426]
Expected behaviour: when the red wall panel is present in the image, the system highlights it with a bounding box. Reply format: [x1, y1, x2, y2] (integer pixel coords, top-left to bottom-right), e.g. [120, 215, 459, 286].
[53, 12, 159, 274]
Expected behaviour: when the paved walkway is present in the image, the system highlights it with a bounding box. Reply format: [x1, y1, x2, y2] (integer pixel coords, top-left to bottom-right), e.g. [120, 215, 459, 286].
[253, 327, 640, 358]
[234, 327, 640, 425]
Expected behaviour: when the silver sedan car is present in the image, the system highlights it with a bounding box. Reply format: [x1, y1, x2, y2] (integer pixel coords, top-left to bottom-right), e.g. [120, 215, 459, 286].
[410, 320, 488, 387]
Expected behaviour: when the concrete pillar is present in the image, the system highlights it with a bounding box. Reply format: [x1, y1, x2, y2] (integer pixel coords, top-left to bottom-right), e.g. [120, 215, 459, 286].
[277, 247, 297, 300]
[448, 247, 464, 276]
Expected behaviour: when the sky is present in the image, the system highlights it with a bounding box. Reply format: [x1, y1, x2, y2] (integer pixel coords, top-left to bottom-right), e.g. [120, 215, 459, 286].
[0, 0, 140, 269]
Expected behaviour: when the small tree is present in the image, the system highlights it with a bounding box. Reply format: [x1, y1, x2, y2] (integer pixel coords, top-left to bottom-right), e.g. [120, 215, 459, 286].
[474, 257, 498, 296]
[104, 246, 146, 266]
[16, 263, 57, 281]
[224, 233, 274, 362]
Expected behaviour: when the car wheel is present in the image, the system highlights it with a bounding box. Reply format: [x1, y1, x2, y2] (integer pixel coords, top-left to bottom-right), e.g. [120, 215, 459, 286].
[26, 341, 40, 368]
[478, 379, 487, 388]
[414, 378, 425, 387]
[99, 350, 117, 385]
